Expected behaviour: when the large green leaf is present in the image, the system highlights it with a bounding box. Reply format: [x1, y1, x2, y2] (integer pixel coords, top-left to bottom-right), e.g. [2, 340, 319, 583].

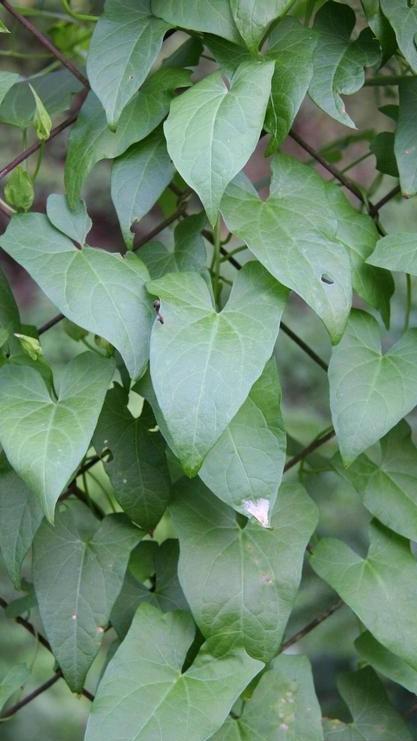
[147, 262, 288, 475]
[93, 384, 171, 531]
[222, 155, 365, 341]
[151, 0, 241, 44]
[213, 654, 323, 740]
[46, 193, 92, 246]
[394, 79, 417, 197]
[164, 60, 274, 226]
[0, 352, 114, 521]
[333, 422, 417, 541]
[311, 521, 417, 673]
[199, 358, 286, 525]
[229, 0, 293, 52]
[0, 459, 43, 588]
[368, 231, 417, 274]
[380, 0, 417, 73]
[33, 501, 141, 692]
[171, 479, 318, 662]
[84, 603, 263, 741]
[323, 667, 412, 740]
[87, 0, 169, 127]
[0, 72, 21, 107]
[139, 212, 207, 279]
[111, 539, 188, 638]
[328, 310, 417, 464]
[309, 1, 380, 128]
[355, 631, 417, 695]
[265, 18, 317, 150]
[65, 67, 190, 206]
[111, 128, 175, 248]
[0, 213, 153, 380]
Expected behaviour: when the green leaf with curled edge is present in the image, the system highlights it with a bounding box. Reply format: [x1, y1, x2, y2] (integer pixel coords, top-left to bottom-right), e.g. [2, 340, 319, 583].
[213, 654, 323, 740]
[333, 421, 417, 541]
[111, 128, 175, 249]
[329, 310, 417, 465]
[33, 501, 141, 692]
[171, 479, 318, 662]
[309, 1, 380, 129]
[93, 384, 171, 531]
[0, 213, 153, 379]
[151, 0, 242, 44]
[65, 67, 191, 207]
[199, 357, 286, 526]
[164, 60, 274, 226]
[311, 521, 417, 673]
[222, 154, 390, 341]
[147, 262, 288, 476]
[229, 0, 294, 52]
[84, 603, 263, 741]
[0, 352, 114, 521]
[139, 212, 207, 279]
[87, 0, 170, 127]
[323, 667, 412, 740]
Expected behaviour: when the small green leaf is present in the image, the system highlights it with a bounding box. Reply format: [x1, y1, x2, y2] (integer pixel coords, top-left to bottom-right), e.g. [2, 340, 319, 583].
[0, 213, 153, 379]
[265, 18, 317, 150]
[46, 193, 92, 245]
[333, 421, 417, 541]
[0, 264, 20, 340]
[370, 132, 399, 177]
[111, 128, 175, 248]
[0, 19, 10, 33]
[0, 70, 82, 129]
[65, 67, 191, 206]
[0, 71, 20, 106]
[356, 631, 417, 694]
[139, 212, 207, 279]
[199, 358, 286, 524]
[147, 262, 288, 475]
[14, 333, 42, 361]
[171, 479, 318, 662]
[111, 539, 188, 638]
[323, 667, 412, 740]
[311, 521, 417, 673]
[33, 501, 141, 691]
[229, 0, 294, 52]
[329, 310, 417, 464]
[361, 0, 397, 62]
[0, 459, 43, 588]
[84, 603, 263, 741]
[394, 78, 417, 197]
[310, 1, 380, 128]
[164, 60, 274, 226]
[4, 166, 34, 212]
[368, 231, 417, 273]
[29, 84, 52, 141]
[380, 0, 417, 72]
[213, 654, 323, 740]
[151, 0, 242, 44]
[0, 352, 114, 521]
[93, 384, 171, 531]
[87, 0, 170, 127]
[0, 665, 30, 713]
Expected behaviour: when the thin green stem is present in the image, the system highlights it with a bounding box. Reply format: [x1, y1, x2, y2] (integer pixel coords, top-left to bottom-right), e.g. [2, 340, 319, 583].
[219, 244, 247, 262]
[365, 75, 415, 86]
[32, 142, 44, 181]
[0, 50, 51, 58]
[60, 0, 98, 22]
[404, 274, 412, 332]
[11, 5, 76, 22]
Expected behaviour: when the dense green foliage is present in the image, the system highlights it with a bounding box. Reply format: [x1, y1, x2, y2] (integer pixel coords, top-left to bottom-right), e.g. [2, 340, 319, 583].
[1, 0, 417, 738]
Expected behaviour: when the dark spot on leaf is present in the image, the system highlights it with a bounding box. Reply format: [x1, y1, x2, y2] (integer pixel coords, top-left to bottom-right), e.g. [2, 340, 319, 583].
[321, 273, 334, 285]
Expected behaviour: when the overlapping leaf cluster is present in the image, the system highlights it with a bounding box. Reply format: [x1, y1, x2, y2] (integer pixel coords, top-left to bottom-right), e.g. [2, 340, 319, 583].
[1, 0, 417, 738]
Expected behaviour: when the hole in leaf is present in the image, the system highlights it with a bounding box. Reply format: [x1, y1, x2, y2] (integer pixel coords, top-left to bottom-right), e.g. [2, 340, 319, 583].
[321, 273, 334, 285]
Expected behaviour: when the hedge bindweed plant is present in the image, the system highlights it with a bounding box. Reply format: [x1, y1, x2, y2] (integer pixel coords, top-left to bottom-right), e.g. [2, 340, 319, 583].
[0, 0, 417, 738]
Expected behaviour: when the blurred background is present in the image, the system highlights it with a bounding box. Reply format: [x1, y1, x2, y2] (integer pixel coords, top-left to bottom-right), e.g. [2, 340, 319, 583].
[1, 0, 417, 738]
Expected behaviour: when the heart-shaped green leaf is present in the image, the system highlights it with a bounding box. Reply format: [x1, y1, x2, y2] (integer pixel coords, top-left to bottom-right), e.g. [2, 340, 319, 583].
[93, 384, 171, 531]
[329, 310, 417, 464]
[87, 0, 170, 127]
[164, 60, 274, 226]
[199, 357, 286, 524]
[151, 0, 241, 44]
[33, 501, 141, 691]
[147, 262, 288, 475]
[84, 603, 263, 741]
[0, 213, 153, 379]
[0, 352, 114, 521]
[171, 479, 318, 662]
[311, 521, 417, 673]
